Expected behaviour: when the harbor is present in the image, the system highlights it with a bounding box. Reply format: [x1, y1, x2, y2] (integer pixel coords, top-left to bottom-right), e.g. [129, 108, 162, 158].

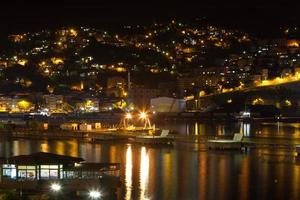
[2, 119, 300, 200]
[2, 111, 300, 199]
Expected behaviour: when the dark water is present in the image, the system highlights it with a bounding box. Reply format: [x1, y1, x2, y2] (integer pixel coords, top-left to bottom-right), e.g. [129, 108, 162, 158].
[1, 121, 300, 200]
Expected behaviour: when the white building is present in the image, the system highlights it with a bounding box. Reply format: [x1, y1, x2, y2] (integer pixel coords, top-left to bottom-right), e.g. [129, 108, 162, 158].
[60, 123, 78, 131]
[150, 97, 186, 113]
[79, 124, 92, 131]
[44, 95, 64, 113]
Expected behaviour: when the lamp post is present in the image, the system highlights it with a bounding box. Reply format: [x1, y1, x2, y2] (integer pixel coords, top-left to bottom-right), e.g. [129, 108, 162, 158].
[139, 112, 151, 129]
[124, 113, 132, 129]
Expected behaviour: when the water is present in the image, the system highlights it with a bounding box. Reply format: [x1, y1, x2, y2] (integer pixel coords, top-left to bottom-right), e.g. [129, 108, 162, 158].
[1, 121, 300, 200]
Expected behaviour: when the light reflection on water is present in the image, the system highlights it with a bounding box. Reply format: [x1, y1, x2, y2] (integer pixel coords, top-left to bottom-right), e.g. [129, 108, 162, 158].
[125, 145, 132, 200]
[139, 147, 149, 200]
[160, 121, 300, 139]
[1, 122, 300, 199]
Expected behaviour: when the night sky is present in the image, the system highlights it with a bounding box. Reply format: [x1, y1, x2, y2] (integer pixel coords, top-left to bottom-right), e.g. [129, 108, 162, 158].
[0, 1, 300, 37]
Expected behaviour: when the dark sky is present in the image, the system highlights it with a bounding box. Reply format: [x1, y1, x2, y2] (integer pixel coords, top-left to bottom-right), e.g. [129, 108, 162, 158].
[0, 1, 300, 37]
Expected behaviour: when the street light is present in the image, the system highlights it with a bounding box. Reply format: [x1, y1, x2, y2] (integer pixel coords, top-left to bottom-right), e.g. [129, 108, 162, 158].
[139, 112, 147, 119]
[50, 183, 61, 192]
[89, 190, 101, 199]
[50, 183, 61, 200]
[139, 111, 152, 129]
[125, 113, 132, 119]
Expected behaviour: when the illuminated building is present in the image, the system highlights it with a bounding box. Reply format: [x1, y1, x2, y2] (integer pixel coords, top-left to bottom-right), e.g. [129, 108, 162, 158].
[44, 95, 64, 113]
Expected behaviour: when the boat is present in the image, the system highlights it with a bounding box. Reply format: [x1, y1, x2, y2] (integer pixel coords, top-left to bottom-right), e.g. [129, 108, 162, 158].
[128, 129, 174, 145]
[207, 133, 244, 150]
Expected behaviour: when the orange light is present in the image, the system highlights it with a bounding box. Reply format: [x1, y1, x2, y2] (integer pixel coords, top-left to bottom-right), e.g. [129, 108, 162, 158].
[139, 112, 147, 119]
[125, 113, 132, 119]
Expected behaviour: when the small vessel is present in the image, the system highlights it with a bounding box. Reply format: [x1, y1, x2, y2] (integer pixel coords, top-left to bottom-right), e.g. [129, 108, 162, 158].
[128, 129, 174, 145]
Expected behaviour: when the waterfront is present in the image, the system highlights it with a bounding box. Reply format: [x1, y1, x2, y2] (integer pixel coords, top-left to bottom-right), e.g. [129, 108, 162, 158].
[1, 121, 300, 200]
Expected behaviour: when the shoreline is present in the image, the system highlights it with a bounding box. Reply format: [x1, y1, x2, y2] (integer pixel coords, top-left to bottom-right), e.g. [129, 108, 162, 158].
[1, 129, 300, 150]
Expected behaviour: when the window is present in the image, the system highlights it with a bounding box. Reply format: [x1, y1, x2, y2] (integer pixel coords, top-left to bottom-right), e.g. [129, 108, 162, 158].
[17, 166, 36, 179]
[40, 169, 49, 178]
[50, 170, 58, 178]
[2, 164, 16, 179]
[39, 165, 59, 179]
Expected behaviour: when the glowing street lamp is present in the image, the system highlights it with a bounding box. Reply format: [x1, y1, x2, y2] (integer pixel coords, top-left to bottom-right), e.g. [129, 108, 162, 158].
[89, 190, 101, 199]
[50, 183, 61, 192]
[125, 113, 132, 119]
[139, 112, 147, 119]
[139, 111, 152, 129]
[50, 183, 61, 200]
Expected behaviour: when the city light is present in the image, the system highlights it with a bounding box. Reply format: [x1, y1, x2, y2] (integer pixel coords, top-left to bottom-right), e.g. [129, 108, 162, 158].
[50, 183, 61, 192]
[89, 190, 101, 199]
[139, 112, 147, 119]
[125, 113, 132, 119]
[252, 98, 264, 105]
[17, 100, 31, 110]
[285, 99, 292, 106]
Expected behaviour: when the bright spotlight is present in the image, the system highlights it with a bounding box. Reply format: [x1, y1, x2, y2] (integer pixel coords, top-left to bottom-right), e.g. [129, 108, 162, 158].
[125, 113, 132, 119]
[89, 190, 101, 199]
[50, 183, 61, 192]
[139, 112, 147, 119]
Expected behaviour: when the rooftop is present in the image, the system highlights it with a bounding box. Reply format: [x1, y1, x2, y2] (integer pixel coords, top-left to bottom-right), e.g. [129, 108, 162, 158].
[2, 152, 84, 165]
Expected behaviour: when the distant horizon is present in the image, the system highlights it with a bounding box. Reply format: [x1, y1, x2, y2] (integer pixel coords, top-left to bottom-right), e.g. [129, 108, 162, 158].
[0, 17, 295, 39]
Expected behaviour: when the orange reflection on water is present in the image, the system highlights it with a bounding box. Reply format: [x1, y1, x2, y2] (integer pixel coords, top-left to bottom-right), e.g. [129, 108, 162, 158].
[195, 122, 198, 136]
[12, 141, 20, 156]
[218, 157, 227, 200]
[140, 147, 150, 200]
[216, 125, 223, 135]
[40, 140, 49, 152]
[56, 141, 65, 155]
[238, 157, 249, 200]
[198, 152, 207, 200]
[13, 140, 30, 156]
[125, 145, 132, 200]
[110, 145, 117, 163]
[292, 165, 300, 199]
[162, 152, 171, 200]
[67, 140, 78, 157]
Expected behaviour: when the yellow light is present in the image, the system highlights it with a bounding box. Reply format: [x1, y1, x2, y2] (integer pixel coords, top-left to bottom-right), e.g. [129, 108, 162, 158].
[51, 57, 64, 65]
[85, 100, 93, 106]
[125, 113, 132, 119]
[285, 99, 292, 106]
[186, 57, 193, 62]
[115, 67, 126, 72]
[199, 91, 206, 97]
[69, 28, 78, 37]
[227, 99, 232, 103]
[139, 112, 147, 119]
[17, 59, 28, 66]
[17, 100, 30, 110]
[252, 98, 264, 105]
[287, 40, 299, 48]
[39, 61, 46, 67]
